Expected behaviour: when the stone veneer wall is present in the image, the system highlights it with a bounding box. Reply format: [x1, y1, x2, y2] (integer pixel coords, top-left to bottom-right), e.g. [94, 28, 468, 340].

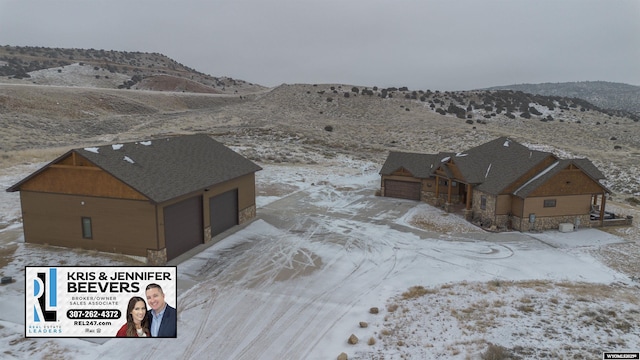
[147, 248, 167, 265]
[471, 191, 497, 227]
[512, 214, 591, 232]
[495, 214, 510, 230]
[433, 193, 463, 206]
[422, 190, 437, 204]
[239, 205, 256, 224]
[203, 226, 212, 243]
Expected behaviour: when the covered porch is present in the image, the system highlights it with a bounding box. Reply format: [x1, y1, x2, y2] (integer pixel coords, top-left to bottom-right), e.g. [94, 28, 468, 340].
[433, 174, 473, 221]
[590, 193, 633, 227]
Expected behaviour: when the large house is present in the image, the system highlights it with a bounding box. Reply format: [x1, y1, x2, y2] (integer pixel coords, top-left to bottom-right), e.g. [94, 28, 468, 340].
[380, 137, 614, 231]
[7, 134, 262, 264]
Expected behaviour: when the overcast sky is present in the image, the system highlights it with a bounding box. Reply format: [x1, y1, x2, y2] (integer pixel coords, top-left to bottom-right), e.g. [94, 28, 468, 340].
[1, 0, 638, 91]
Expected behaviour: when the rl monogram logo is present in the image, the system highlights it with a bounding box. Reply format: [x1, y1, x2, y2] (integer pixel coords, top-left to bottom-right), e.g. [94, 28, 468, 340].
[33, 268, 58, 322]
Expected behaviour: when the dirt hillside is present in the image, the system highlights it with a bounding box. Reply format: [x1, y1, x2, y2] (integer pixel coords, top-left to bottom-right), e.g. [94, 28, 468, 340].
[2, 82, 638, 201]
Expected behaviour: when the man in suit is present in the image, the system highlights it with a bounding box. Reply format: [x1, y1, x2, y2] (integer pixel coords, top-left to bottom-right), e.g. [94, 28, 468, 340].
[145, 283, 177, 337]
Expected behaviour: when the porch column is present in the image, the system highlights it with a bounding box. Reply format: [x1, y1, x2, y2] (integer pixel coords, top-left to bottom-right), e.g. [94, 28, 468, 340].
[463, 183, 473, 221]
[447, 180, 452, 204]
[599, 192, 606, 227]
[435, 176, 440, 204]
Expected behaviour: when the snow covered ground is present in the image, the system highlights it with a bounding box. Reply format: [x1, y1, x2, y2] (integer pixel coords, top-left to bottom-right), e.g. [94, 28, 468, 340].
[1, 155, 639, 359]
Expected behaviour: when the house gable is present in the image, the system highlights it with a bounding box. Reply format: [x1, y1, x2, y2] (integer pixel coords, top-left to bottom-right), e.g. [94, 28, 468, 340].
[463, 138, 551, 194]
[434, 158, 470, 184]
[13, 152, 148, 200]
[390, 167, 415, 177]
[73, 134, 262, 203]
[517, 161, 609, 198]
[380, 151, 448, 179]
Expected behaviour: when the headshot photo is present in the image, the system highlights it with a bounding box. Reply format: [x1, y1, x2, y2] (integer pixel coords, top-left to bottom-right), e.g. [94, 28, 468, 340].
[145, 283, 177, 338]
[116, 296, 150, 337]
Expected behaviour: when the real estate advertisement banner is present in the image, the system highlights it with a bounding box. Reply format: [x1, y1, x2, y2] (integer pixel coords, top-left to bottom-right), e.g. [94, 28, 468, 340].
[25, 266, 177, 338]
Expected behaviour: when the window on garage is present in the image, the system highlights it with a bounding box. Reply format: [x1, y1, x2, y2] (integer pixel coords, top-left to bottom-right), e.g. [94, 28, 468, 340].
[81, 217, 93, 239]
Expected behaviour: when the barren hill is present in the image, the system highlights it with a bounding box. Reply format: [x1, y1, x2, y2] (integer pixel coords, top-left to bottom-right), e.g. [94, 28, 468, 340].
[1, 55, 640, 360]
[0, 45, 264, 94]
[1, 82, 639, 202]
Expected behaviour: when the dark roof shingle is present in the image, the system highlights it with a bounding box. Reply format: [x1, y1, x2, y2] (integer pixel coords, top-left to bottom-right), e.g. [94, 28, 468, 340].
[380, 151, 448, 178]
[460, 137, 553, 194]
[380, 137, 608, 196]
[9, 134, 262, 203]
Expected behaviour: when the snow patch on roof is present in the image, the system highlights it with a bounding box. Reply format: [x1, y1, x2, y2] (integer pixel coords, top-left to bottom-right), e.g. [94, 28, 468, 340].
[123, 156, 135, 164]
[514, 161, 560, 195]
[455, 152, 468, 157]
[485, 163, 492, 178]
[84, 147, 99, 153]
[112, 144, 124, 150]
[503, 140, 510, 147]
[140, 141, 152, 146]
[441, 156, 450, 163]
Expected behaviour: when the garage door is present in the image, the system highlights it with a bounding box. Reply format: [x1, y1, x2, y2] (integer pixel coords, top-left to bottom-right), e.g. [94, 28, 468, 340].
[385, 180, 421, 200]
[164, 196, 203, 260]
[209, 189, 238, 239]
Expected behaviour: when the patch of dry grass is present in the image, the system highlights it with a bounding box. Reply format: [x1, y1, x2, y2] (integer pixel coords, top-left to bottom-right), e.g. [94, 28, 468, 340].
[401, 285, 436, 299]
[481, 343, 512, 360]
[371, 280, 640, 358]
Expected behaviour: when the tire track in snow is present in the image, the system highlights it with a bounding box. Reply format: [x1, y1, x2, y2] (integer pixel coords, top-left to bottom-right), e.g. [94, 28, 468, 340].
[208, 215, 403, 359]
[178, 287, 219, 359]
[164, 221, 329, 359]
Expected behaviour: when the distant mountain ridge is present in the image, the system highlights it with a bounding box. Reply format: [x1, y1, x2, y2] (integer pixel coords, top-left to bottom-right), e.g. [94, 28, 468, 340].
[0, 45, 265, 94]
[2, 45, 638, 118]
[484, 81, 640, 116]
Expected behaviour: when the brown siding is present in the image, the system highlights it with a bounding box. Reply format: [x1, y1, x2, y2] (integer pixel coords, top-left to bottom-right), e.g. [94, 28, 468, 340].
[57, 152, 94, 167]
[382, 174, 421, 182]
[390, 168, 413, 177]
[422, 178, 436, 193]
[18, 164, 147, 200]
[20, 191, 157, 257]
[495, 194, 512, 215]
[522, 194, 592, 217]
[527, 168, 604, 197]
[511, 196, 525, 217]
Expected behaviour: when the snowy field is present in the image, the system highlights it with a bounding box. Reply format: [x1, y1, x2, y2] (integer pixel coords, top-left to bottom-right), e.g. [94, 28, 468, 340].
[1, 155, 639, 359]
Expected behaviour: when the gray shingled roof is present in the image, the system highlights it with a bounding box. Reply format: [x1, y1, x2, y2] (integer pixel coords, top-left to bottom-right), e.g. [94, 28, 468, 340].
[381, 137, 608, 197]
[380, 151, 447, 178]
[572, 158, 606, 180]
[457, 137, 552, 194]
[8, 134, 262, 204]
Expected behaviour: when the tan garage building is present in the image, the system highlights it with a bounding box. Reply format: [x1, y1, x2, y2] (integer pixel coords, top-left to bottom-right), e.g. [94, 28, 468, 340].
[7, 134, 262, 264]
